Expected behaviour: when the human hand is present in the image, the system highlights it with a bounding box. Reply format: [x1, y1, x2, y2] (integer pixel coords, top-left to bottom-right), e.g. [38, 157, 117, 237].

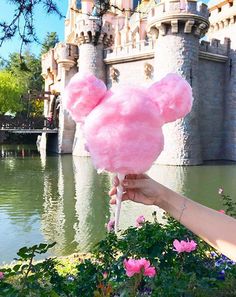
[109, 174, 163, 206]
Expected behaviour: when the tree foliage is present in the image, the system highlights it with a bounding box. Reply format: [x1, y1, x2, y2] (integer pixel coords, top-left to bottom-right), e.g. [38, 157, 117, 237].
[0, 0, 64, 51]
[6, 51, 43, 92]
[5, 51, 44, 116]
[41, 32, 59, 55]
[0, 70, 24, 115]
[0, 0, 132, 51]
[0, 29, 59, 117]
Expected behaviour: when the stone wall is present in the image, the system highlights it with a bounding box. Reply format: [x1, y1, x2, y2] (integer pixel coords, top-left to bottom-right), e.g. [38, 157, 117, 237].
[198, 58, 226, 160]
[223, 48, 236, 160]
[207, 2, 236, 161]
[105, 58, 154, 88]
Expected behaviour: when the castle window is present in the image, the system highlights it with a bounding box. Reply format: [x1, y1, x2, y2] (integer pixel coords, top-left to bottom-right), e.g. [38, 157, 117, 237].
[229, 2, 233, 7]
[218, 7, 221, 12]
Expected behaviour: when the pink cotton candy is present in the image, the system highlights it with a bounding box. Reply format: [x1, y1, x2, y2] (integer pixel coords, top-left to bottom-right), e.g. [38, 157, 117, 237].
[65, 73, 193, 174]
[83, 86, 164, 174]
[64, 73, 107, 123]
[149, 73, 193, 124]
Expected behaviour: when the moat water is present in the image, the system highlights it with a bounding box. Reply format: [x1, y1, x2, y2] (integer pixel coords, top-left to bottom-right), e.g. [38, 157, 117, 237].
[0, 144, 236, 264]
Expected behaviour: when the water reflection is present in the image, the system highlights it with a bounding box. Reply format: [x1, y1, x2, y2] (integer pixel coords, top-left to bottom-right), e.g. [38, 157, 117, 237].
[73, 156, 110, 251]
[41, 156, 66, 255]
[0, 145, 236, 263]
[40, 154, 77, 256]
[149, 161, 236, 209]
[0, 144, 38, 158]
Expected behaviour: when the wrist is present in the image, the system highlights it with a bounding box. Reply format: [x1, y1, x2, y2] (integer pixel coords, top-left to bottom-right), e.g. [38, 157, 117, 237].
[153, 183, 168, 208]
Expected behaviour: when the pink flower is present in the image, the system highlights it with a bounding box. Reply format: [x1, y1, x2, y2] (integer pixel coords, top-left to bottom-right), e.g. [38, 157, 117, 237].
[173, 239, 197, 254]
[124, 258, 156, 278]
[103, 271, 108, 279]
[136, 215, 145, 227]
[0, 272, 4, 280]
[218, 209, 225, 214]
[218, 188, 224, 195]
[106, 219, 115, 232]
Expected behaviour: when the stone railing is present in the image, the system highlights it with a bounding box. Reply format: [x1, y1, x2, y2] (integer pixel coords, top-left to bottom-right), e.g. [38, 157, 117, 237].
[208, 0, 236, 34]
[209, 1, 236, 25]
[54, 42, 78, 63]
[104, 39, 155, 60]
[76, 18, 114, 47]
[199, 38, 230, 56]
[41, 49, 57, 77]
[42, 43, 78, 79]
[146, 0, 209, 39]
[0, 116, 46, 130]
[209, 15, 236, 33]
[148, 0, 209, 21]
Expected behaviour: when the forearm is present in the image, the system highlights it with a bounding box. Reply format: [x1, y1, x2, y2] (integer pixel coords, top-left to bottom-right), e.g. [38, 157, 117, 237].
[157, 184, 236, 261]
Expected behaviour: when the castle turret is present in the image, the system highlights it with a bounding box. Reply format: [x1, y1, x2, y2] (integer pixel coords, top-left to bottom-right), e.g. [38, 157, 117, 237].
[147, 0, 209, 165]
[72, 0, 114, 156]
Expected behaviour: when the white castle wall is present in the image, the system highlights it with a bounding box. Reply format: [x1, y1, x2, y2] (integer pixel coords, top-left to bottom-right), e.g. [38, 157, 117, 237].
[41, 0, 236, 165]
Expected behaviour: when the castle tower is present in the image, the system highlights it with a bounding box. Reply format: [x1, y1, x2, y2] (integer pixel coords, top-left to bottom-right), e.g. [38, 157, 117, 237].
[56, 43, 78, 153]
[72, 0, 113, 156]
[147, 0, 209, 165]
[207, 0, 236, 161]
[41, 41, 78, 153]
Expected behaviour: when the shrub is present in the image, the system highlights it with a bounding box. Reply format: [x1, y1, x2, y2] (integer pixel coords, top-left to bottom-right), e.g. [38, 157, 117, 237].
[0, 191, 236, 296]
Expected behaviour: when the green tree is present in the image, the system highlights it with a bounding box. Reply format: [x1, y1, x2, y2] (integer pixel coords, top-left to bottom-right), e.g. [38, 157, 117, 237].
[41, 32, 59, 55]
[0, 56, 8, 69]
[6, 52, 44, 116]
[0, 70, 24, 115]
[7, 51, 43, 92]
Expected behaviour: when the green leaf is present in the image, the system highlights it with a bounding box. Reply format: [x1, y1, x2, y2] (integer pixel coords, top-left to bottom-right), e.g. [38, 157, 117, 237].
[17, 246, 28, 258]
[38, 243, 47, 250]
[12, 264, 21, 272]
[49, 290, 60, 297]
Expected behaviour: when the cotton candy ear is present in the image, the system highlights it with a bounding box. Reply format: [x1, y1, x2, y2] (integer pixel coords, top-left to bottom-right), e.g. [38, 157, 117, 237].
[149, 73, 193, 124]
[64, 73, 107, 123]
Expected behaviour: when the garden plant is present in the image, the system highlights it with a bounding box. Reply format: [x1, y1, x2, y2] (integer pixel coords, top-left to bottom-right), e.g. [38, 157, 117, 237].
[0, 190, 236, 297]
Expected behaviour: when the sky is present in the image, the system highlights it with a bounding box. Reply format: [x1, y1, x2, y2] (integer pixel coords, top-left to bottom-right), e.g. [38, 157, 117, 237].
[0, 0, 209, 60]
[0, 0, 68, 60]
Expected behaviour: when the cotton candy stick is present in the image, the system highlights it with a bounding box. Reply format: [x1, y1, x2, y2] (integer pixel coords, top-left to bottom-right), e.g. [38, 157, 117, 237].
[114, 173, 125, 233]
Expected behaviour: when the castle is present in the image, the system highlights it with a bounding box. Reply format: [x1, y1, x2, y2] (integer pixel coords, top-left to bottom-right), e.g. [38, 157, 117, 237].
[41, 0, 236, 165]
